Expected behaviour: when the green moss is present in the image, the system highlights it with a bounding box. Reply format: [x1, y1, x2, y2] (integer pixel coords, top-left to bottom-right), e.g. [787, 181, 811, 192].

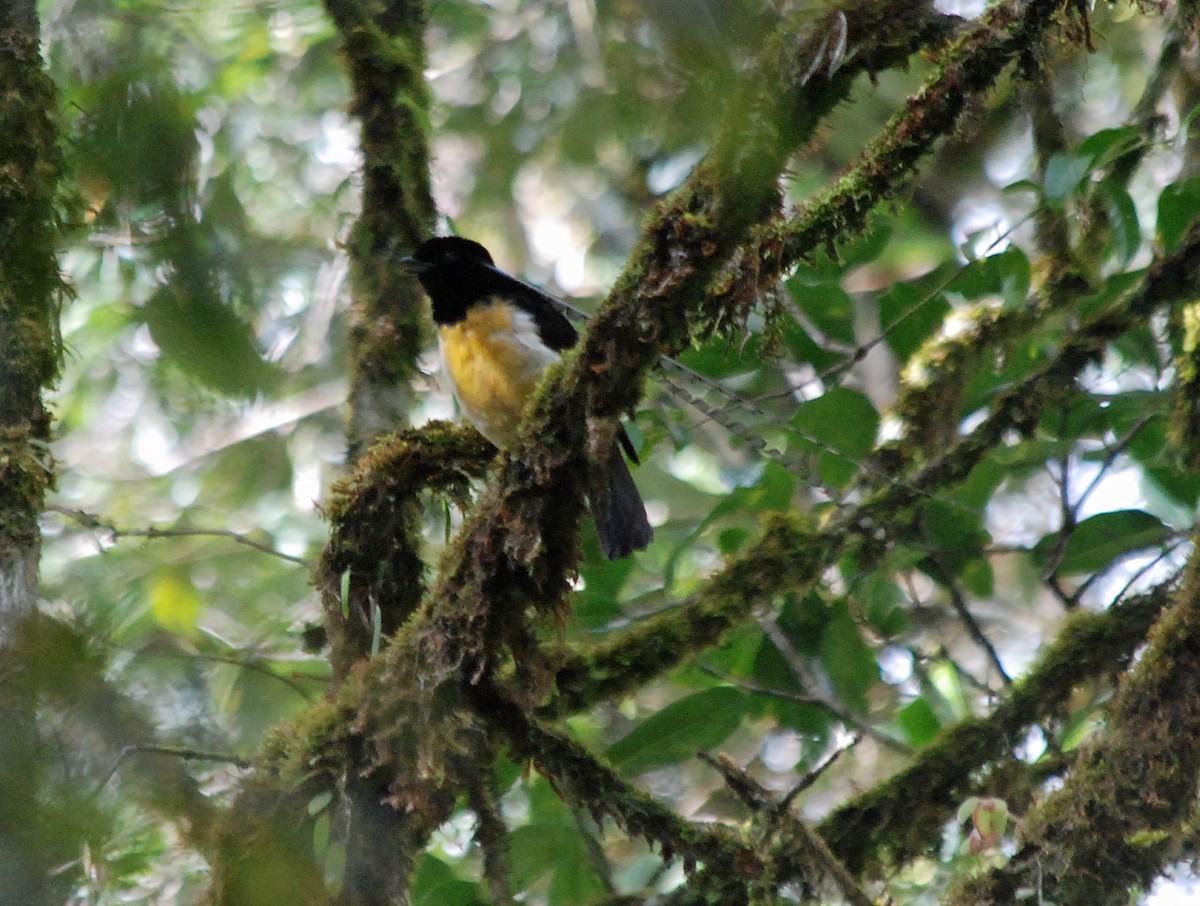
[547, 513, 824, 715]
[0, 20, 66, 554]
[820, 587, 1168, 877]
[317, 422, 494, 679]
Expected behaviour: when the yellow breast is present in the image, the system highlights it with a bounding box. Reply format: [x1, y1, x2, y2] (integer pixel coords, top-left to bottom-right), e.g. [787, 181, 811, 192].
[438, 299, 560, 449]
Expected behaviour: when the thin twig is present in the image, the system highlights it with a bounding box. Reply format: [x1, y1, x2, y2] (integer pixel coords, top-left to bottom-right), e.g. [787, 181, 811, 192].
[928, 558, 1011, 686]
[572, 807, 618, 895]
[773, 734, 859, 817]
[50, 506, 310, 566]
[697, 752, 874, 906]
[101, 744, 251, 789]
[757, 617, 911, 755]
[145, 650, 322, 700]
[1071, 414, 1157, 513]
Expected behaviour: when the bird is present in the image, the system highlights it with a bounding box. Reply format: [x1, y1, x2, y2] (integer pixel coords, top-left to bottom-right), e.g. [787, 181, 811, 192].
[400, 236, 653, 560]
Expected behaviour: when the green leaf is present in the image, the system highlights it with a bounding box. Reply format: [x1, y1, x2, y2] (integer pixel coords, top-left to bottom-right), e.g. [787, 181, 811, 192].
[877, 282, 951, 362]
[792, 388, 879, 488]
[548, 855, 606, 906]
[858, 572, 909, 637]
[957, 797, 980, 825]
[768, 698, 829, 736]
[946, 248, 1030, 309]
[700, 461, 797, 529]
[1077, 125, 1142, 169]
[143, 287, 278, 398]
[1043, 151, 1092, 204]
[1060, 708, 1103, 752]
[786, 280, 857, 347]
[961, 557, 995, 598]
[920, 499, 986, 556]
[1157, 176, 1200, 253]
[819, 602, 877, 714]
[607, 687, 745, 774]
[897, 697, 941, 747]
[718, 526, 751, 554]
[574, 555, 633, 628]
[781, 319, 843, 371]
[1057, 510, 1174, 574]
[307, 791, 333, 816]
[927, 659, 969, 720]
[1095, 181, 1140, 266]
[412, 855, 481, 906]
[509, 824, 567, 889]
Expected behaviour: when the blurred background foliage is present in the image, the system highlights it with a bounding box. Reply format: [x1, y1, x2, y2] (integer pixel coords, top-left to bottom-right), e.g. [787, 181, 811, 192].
[25, 0, 1200, 902]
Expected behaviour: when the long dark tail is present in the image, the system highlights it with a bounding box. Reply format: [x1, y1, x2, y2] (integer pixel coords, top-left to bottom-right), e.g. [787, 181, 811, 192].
[590, 443, 653, 560]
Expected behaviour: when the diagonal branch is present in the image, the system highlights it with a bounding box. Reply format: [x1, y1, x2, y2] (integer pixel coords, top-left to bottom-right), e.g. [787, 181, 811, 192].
[950, 536, 1200, 905]
[818, 580, 1172, 877]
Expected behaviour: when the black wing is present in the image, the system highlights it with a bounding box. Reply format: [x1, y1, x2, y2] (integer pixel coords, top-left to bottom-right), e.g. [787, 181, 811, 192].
[481, 265, 580, 353]
[483, 263, 640, 464]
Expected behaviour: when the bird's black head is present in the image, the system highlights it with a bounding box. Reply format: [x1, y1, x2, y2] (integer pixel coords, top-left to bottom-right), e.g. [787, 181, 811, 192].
[405, 236, 495, 271]
[401, 236, 499, 324]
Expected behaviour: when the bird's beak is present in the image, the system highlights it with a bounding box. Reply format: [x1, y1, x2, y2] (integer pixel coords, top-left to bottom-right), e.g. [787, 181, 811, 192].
[399, 256, 432, 274]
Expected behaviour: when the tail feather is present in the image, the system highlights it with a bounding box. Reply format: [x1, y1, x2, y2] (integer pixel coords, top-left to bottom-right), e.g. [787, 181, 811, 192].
[590, 443, 653, 560]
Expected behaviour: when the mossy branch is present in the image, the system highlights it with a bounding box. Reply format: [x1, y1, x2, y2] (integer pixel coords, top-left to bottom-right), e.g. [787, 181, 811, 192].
[544, 513, 826, 717]
[419, 0, 969, 701]
[712, 0, 1073, 326]
[0, 1, 64, 614]
[476, 682, 775, 900]
[322, 0, 437, 451]
[845, 215, 1200, 547]
[317, 422, 492, 679]
[818, 582, 1171, 877]
[950, 541, 1200, 905]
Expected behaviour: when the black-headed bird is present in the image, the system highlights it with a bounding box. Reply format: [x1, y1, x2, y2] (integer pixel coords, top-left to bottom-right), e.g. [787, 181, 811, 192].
[401, 236, 653, 559]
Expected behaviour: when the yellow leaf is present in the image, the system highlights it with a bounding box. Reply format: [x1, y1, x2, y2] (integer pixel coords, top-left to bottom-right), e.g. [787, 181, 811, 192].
[148, 572, 203, 634]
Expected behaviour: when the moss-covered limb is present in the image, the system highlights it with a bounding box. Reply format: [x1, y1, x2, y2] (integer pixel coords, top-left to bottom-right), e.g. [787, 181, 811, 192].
[0, 3, 64, 641]
[948, 543, 1200, 906]
[317, 422, 493, 680]
[775, 0, 1071, 267]
[700, 0, 1083, 470]
[321, 0, 435, 452]
[846, 214, 1200, 547]
[475, 683, 766, 902]
[883, 2, 1183, 467]
[311, 421, 494, 903]
[710, 0, 1073, 328]
[467, 766, 515, 906]
[813, 581, 1170, 878]
[564, 1, 960, 419]
[543, 513, 826, 718]
[0, 10, 68, 902]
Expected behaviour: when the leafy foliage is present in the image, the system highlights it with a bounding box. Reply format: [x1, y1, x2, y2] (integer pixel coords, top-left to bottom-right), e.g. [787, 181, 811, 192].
[12, 0, 1200, 904]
